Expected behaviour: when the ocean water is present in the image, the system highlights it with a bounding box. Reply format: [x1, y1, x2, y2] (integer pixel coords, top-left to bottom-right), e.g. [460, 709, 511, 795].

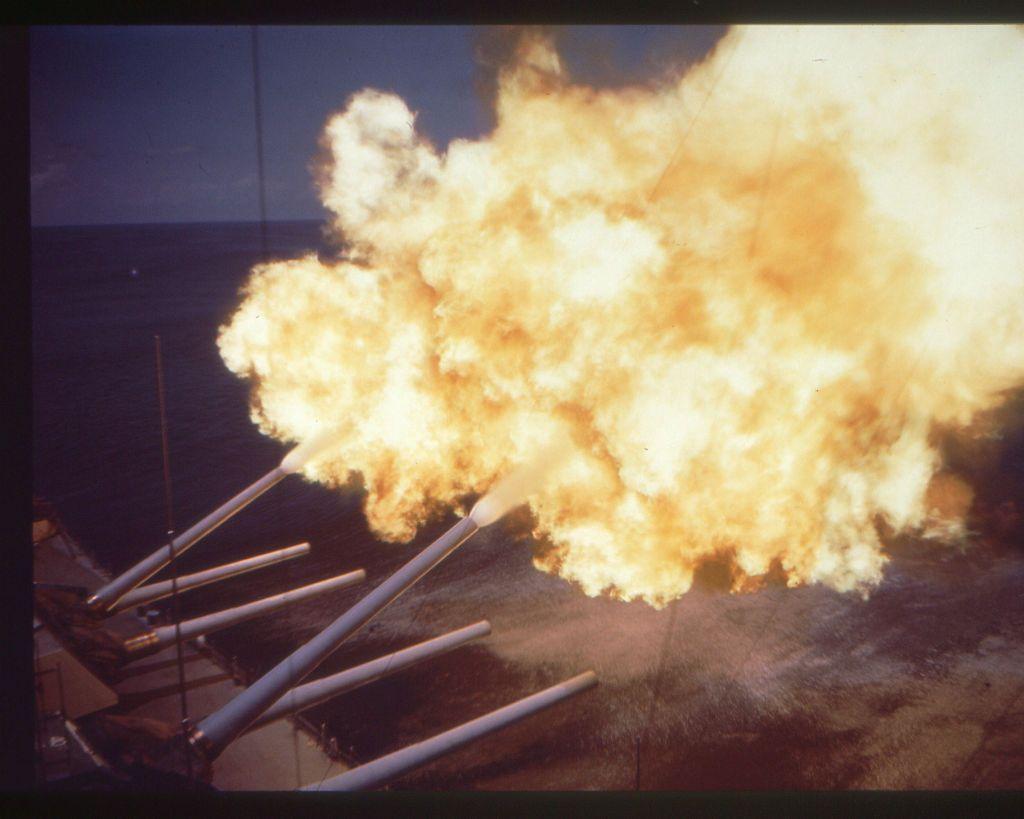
[32, 222, 1024, 789]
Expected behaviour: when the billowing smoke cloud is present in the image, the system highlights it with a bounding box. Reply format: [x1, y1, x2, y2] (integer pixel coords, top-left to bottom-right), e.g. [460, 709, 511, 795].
[219, 26, 1024, 606]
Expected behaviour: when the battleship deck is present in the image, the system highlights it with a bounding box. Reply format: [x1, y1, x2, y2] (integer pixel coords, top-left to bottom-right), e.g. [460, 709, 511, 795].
[33, 529, 347, 790]
[32, 501, 1024, 790]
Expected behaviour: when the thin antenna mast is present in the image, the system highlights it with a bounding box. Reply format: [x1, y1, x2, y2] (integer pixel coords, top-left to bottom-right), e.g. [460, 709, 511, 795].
[155, 334, 193, 783]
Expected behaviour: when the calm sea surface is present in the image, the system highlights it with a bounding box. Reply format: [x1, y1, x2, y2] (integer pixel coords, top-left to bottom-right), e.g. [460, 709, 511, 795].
[32, 222, 1024, 789]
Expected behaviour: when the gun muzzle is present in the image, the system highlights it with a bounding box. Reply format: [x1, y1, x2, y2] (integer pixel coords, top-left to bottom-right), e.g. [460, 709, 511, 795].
[302, 671, 599, 791]
[247, 620, 491, 732]
[192, 515, 480, 761]
[87, 432, 335, 614]
[87, 466, 290, 613]
[111, 543, 310, 613]
[122, 569, 366, 659]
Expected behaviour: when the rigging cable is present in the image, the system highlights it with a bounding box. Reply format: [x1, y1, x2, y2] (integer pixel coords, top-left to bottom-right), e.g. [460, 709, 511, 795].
[251, 25, 270, 261]
[633, 29, 746, 789]
[646, 30, 744, 205]
[633, 26, 813, 788]
[250, 24, 305, 788]
[635, 597, 681, 789]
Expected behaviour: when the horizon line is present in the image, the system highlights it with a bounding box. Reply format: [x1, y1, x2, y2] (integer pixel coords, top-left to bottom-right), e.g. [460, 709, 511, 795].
[31, 216, 326, 230]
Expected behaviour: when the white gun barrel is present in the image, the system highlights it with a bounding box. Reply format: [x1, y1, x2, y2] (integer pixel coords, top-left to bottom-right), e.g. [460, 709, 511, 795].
[87, 466, 289, 613]
[87, 431, 334, 614]
[247, 620, 491, 732]
[122, 569, 365, 657]
[191, 515, 480, 760]
[302, 671, 599, 791]
[111, 543, 310, 612]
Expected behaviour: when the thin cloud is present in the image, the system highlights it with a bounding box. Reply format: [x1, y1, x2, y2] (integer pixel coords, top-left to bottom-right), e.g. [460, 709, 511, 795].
[30, 162, 67, 190]
[141, 144, 197, 159]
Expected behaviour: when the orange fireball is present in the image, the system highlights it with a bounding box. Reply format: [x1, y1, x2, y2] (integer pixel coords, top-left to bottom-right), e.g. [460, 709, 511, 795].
[219, 26, 1024, 606]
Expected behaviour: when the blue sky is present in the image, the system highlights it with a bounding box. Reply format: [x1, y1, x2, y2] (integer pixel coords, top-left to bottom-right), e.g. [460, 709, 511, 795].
[30, 26, 724, 226]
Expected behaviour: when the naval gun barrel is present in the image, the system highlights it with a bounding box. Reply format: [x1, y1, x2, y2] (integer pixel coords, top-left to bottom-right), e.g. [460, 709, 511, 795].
[302, 671, 599, 791]
[191, 515, 480, 761]
[110, 543, 311, 613]
[247, 620, 491, 732]
[86, 432, 332, 614]
[122, 569, 365, 658]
